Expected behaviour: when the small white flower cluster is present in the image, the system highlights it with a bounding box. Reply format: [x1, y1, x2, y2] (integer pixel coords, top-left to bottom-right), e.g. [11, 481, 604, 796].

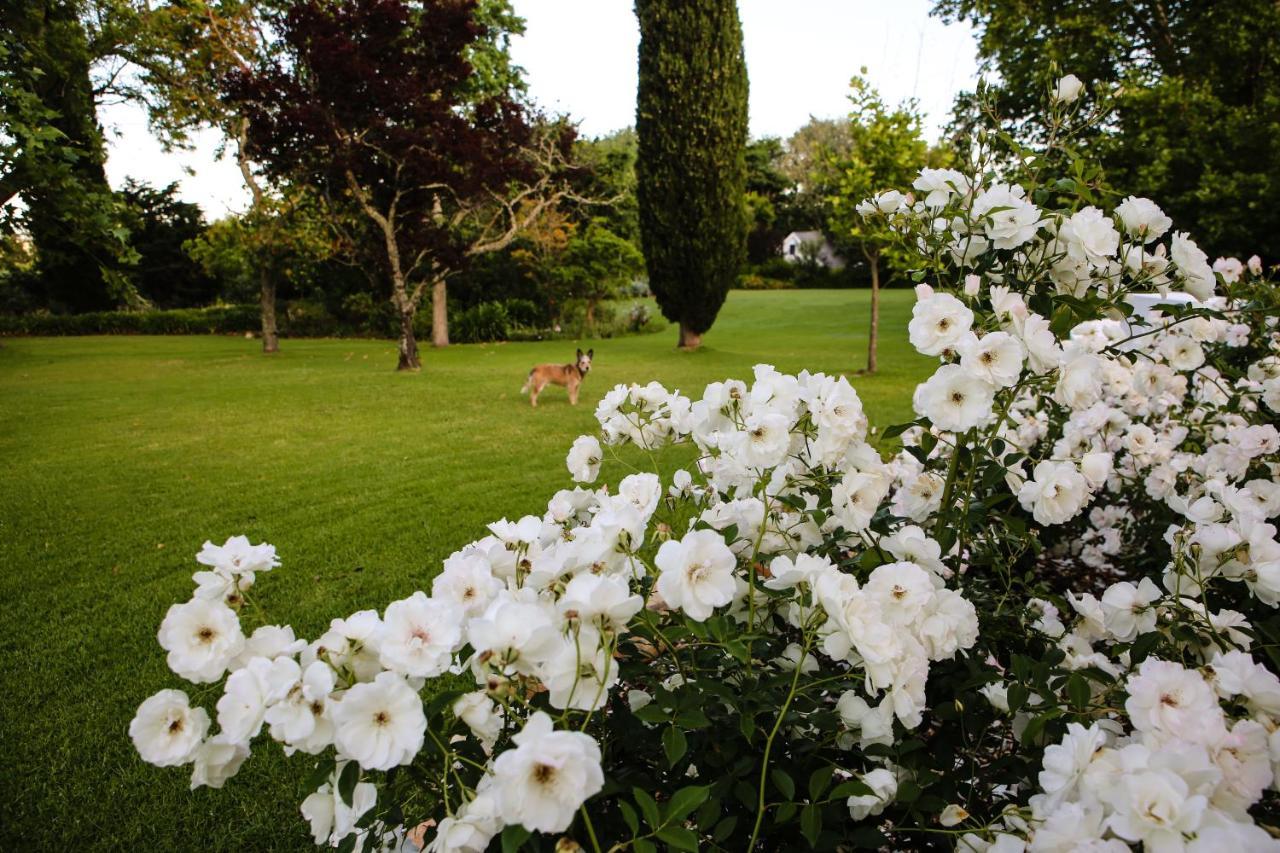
[968, 656, 1280, 851]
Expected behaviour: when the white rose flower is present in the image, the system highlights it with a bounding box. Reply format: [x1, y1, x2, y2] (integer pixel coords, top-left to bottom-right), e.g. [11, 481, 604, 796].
[735, 411, 792, 469]
[654, 529, 737, 622]
[453, 691, 504, 753]
[216, 655, 296, 744]
[196, 535, 280, 576]
[959, 331, 1026, 388]
[908, 289, 974, 356]
[129, 689, 210, 767]
[158, 597, 246, 684]
[1080, 451, 1113, 489]
[492, 711, 604, 834]
[301, 773, 377, 847]
[1107, 768, 1208, 850]
[1100, 578, 1162, 642]
[565, 435, 603, 483]
[378, 591, 463, 679]
[1054, 351, 1104, 410]
[264, 660, 337, 752]
[972, 183, 1042, 249]
[1124, 658, 1225, 744]
[847, 767, 898, 820]
[892, 471, 946, 522]
[1018, 461, 1090, 525]
[1058, 206, 1120, 267]
[558, 573, 642, 633]
[912, 167, 969, 209]
[330, 671, 426, 771]
[1170, 231, 1216, 301]
[914, 364, 995, 432]
[432, 553, 503, 619]
[1213, 256, 1244, 284]
[543, 628, 619, 711]
[189, 735, 249, 790]
[1115, 196, 1172, 243]
[864, 561, 936, 627]
[1053, 73, 1084, 103]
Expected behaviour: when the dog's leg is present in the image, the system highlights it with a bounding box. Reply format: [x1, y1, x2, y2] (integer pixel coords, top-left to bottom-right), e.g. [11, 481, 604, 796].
[569, 380, 579, 405]
[529, 382, 538, 407]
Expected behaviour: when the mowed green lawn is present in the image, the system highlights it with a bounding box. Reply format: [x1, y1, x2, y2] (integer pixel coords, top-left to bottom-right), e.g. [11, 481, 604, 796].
[0, 289, 930, 851]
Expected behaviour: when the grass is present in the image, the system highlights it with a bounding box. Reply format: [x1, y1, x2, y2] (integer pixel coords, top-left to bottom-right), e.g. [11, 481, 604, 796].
[0, 288, 931, 851]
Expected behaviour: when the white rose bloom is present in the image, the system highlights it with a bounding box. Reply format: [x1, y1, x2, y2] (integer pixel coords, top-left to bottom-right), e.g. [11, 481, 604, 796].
[466, 593, 558, 674]
[654, 529, 737, 622]
[129, 689, 210, 767]
[301, 774, 377, 847]
[239, 624, 306, 665]
[914, 364, 995, 432]
[565, 435, 603, 483]
[216, 655, 296, 744]
[1038, 722, 1109, 806]
[912, 167, 969, 208]
[919, 588, 980, 659]
[617, 472, 663, 519]
[847, 767, 898, 820]
[1213, 256, 1244, 284]
[189, 735, 249, 790]
[543, 628, 619, 711]
[432, 553, 503, 619]
[972, 183, 1042, 250]
[330, 671, 426, 771]
[1159, 334, 1206, 371]
[453, 691, 504, 753]
[892, 471, 946, 522]
[908, 289, 974, 355]
[735, 411, 792, 469]
[1107, 768, 1208, 850]
[1017, 313, 1065, 374]
[427, 788, 502, 853]
[158, 597, 246, 684]
[1018, 461, 1090, 525]
[196, 535, 280, 576]
[1053, 73, 1084, 103]
[1115, 196, 1172, 243]
[1080, 452, 1113, 489]
[1058, 206, 1120, 267]
[1099, 578, 1162, 642]
[765, 553, 836, 591]
[1124, 659, 1225, 744]
[864, 561, 936, 627]
[1170, 231, 1216, 301]
[492, 711, 604, 833]
[378, 591, 463, 679]
[1054, 351, 1104, 410]
[264, 660, 337, 752]
[959, 331, 1026, 388]
[1210, 719, 1273, 816]
[558, 573, 642, 632]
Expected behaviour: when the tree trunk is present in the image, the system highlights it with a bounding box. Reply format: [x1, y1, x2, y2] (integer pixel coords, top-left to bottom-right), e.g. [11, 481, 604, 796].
[431, 279, 449, 348]
[398, 304, 421, 371]
[259, 271, 279, 353]
[678, 322, 702, 350]
[866, 250, 880, 374]
[586, 298, 597, 335]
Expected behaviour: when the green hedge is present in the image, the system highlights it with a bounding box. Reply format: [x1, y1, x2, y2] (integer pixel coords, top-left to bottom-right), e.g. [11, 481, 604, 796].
[0, 305, 264, 336]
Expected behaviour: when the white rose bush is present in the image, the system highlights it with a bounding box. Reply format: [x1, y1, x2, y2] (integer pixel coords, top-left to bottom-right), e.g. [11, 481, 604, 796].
[131, 83, 1280, 850]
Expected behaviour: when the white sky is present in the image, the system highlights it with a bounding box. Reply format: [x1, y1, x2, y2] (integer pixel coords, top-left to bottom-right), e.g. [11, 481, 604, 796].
[99, 0, 978, 219]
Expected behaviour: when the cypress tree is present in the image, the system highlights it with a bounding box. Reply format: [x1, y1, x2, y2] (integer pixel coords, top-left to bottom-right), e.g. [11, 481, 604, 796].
[635, 0, 748, 350]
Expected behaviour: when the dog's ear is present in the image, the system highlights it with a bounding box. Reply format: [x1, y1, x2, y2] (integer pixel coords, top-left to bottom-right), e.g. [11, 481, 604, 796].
[576, 348, 583, 359]
[587, 349, 594, 358]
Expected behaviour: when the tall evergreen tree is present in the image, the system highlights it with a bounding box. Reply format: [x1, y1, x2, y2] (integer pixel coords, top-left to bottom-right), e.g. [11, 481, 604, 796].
[635, 0, 748, 350]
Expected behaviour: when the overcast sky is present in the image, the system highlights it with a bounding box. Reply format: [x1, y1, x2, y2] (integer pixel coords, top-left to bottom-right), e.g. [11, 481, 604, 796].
[99, 0, 979, 219]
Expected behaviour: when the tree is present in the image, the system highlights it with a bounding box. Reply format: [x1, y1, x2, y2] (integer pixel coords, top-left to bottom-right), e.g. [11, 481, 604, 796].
[824, 75, 929, 374]
[635, 0, 748, 350]
[117, 180, 216, 308]
[554, 221, 644, 334]
[229, 0, 570, 370]
[933, 0, 1280, 262]
[1, 0, 138, 312]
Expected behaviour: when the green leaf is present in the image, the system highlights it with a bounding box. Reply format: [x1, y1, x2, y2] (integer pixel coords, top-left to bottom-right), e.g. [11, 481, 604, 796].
[664, 785, 710, 822]
[808, 766, 832, 801]
[738, 711, 756, 742]
[800, 803, 822, 846]
[712, 815, 738, 843]
[633, 840, 657, 853]
[500, 825, 529, 853]
[771, 767, 795, 801]
[633, 787, 661, 829]
[663, 726, 688, 766]
[656, 826, 699, 851]
[1007, 682, 1030, 713]
[1067, 673, 1091, 711]
[618, 800, 639, 836]
[337, 760, 360, 807]
[302, 756, 336, 795]
[336, 833, 357, 853]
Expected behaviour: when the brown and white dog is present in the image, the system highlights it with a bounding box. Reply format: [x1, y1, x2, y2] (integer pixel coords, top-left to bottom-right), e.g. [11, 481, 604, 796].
[522, 349, 593, 407]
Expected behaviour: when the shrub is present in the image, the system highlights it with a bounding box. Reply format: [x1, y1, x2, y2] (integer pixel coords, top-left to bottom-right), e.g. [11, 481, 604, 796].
[127, 77, 1280, 852]
[0, 305, 262, 336]
[500, 298, 543, 330]
[451, 301, 510, 343]
[735, 272, 793, 290]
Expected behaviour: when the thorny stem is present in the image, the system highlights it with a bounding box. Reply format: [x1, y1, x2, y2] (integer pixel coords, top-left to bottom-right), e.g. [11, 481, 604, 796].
[747, 631, 811, 851]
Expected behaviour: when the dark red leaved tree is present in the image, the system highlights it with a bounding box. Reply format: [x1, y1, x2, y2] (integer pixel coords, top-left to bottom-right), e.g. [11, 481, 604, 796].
[227, 0, 550, 370]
